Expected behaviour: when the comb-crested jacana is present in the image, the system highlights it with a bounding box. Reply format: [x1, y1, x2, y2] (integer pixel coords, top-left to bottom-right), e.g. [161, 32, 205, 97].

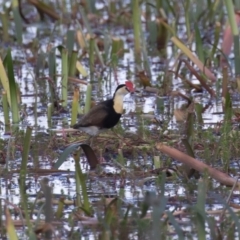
[72, 81, 134, 140]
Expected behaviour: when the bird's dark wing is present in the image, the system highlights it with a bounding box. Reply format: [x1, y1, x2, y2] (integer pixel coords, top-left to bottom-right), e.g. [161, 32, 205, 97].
[72, 101, 110, 128]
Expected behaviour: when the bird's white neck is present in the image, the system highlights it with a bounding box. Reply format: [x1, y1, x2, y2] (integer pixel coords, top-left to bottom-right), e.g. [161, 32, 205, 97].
[113, 94, 125, 114]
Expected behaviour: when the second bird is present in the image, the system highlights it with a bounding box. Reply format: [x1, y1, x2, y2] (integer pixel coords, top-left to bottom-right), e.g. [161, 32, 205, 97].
[72, 81, 135, 137]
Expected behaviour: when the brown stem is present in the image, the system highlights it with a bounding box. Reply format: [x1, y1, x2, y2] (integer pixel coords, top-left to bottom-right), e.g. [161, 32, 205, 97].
[155, 143, 240, 188]
[180, 59, 216, 98]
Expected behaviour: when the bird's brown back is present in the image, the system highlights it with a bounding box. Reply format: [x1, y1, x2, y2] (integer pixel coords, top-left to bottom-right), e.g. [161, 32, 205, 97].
[73, 100, 114, 129]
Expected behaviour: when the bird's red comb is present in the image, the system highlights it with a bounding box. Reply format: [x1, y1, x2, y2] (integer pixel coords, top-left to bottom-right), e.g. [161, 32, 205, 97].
[125, 81, 134, 92]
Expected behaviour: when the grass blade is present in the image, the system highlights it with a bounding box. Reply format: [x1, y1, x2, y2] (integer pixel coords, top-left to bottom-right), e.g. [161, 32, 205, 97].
[2, 91, 10, 127]
[224, 0, 240, 75]
[55, 197, 65, 220]
[12, 0, 22, 44]
[73, 150, 92, 215]
[48, 49, 56, 103]
[47, 103, 53, 126]
[0, 57, 11, 106]
[84, 84, 92, 114]
[69, 51, 78, 76]
[5, 207, 18, 240]
[211, 22, 221, 58]
[111, 37, 124, 67]
[4, 49, 20, 124]
[167, 211, 184, 239]
[181, 138, 198, 179]
[1, 12, 9, 42]
[75, 159, 83, 208]
[48, 49, 56, 82]
[66, 30, 75, 54]
[71, 86, 80, 126]
[195, 103, 204, 125]
[61, 47, 68, 109]
[76, 29, 87, 49]
[213, 193, 240, 238]
[171, 37, 216, 82]
[76, 61, 88, 77]
[224, 92, 232, 122]
[194, 23, 204, 62]
[149, 173, 168, 239]
[132, 0, 141, 59]
[89, 37, 95, 82]
[140, 191, 153, 218]
[20, 126, 32, 184]
[194, 179, 207, 240]
[40, 178, 53, 239]
[19, 126, 36, 239]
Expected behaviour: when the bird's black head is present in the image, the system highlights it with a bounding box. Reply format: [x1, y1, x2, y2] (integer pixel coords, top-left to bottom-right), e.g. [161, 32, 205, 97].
[114, 84, 126, 92]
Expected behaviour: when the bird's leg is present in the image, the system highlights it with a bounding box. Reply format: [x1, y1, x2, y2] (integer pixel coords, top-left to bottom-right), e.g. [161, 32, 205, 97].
[89, 136, 94, 147]
[85, 135, 93, 147]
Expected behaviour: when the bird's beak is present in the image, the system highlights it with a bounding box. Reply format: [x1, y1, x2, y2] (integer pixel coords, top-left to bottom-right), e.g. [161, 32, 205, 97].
[129, 89, 135, 95]
[127, 87, 135, 94]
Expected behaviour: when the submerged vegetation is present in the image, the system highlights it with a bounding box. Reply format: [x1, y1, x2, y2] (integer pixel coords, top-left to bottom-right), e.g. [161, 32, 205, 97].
[0, 0, 240, 239]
